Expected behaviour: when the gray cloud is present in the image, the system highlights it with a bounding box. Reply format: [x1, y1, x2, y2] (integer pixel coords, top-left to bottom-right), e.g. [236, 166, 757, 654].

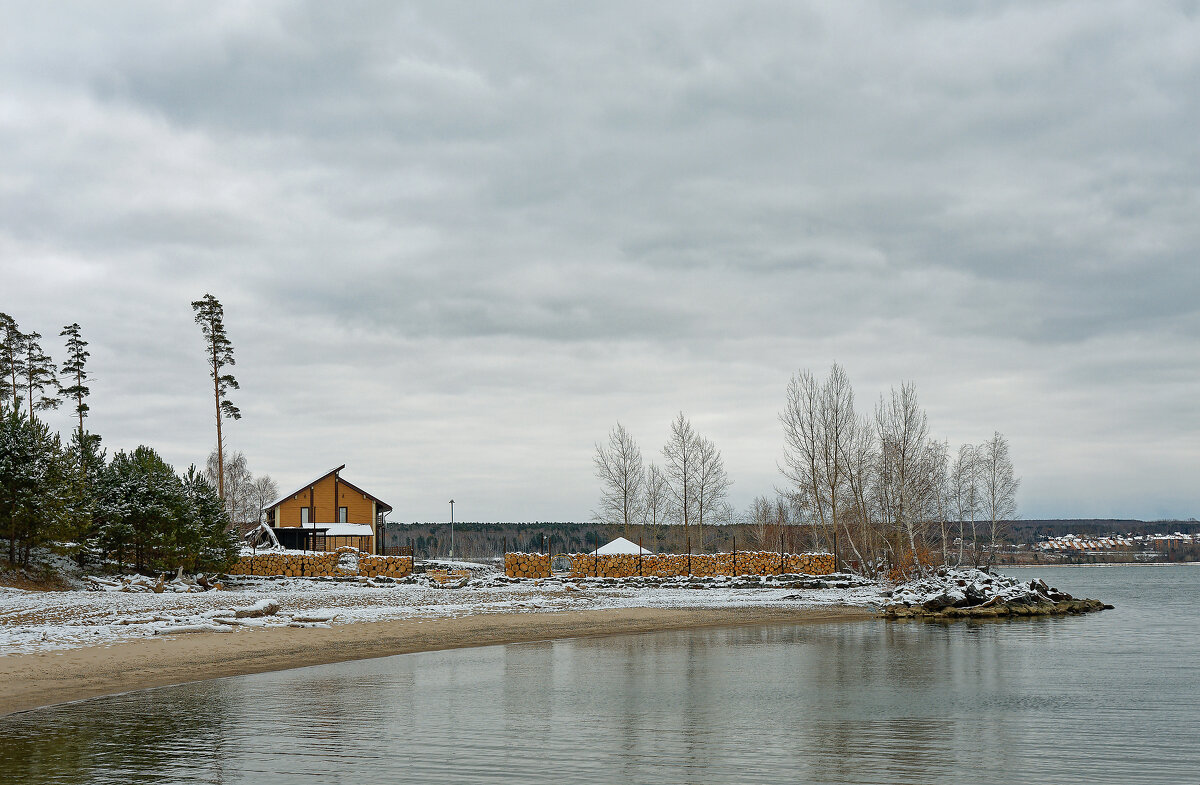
[2, 1, 1198, 521]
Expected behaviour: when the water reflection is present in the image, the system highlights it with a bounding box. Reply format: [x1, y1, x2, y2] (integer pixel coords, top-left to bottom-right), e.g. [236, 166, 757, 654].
[2, 565, 1198, 784]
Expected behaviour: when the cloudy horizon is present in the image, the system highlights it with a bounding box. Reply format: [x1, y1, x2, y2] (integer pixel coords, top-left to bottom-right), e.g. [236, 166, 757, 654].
[3, 1, 1198, 522]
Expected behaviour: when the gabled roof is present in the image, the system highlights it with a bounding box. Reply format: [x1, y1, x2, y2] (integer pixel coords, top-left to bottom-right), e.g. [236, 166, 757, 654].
[269, 464, 393, 512]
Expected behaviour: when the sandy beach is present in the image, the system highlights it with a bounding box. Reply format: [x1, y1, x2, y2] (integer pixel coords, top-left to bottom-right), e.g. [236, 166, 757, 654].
[0, 605, 872, 717]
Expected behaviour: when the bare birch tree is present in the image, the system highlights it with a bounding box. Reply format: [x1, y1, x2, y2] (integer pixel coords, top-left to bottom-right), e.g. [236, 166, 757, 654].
[923, 439, 951, 566]
[206, 449, 255, 535]
[838, 412, 879, 575]
[593, 422, 645, 538]
[981, 431, 1019, 566]
[780, 364, 855, 564]
[950, 443, 980, 566]
[641, 462, 674, 551]
[692, 436, 731, 550]
[250, 475, 280, 528]
[780, 369, 823, 536]
[875, 382, 931, 575]
[662, 412, 699, 553]
[748, 495, 775, 549]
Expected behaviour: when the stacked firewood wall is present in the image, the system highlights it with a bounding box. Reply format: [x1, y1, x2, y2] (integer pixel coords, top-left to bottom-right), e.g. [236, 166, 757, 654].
[504, 552, 551, 578]
[227, 552, 341, 577]
[227, 552, 413, 578]
[357, 555, 414, 578]
[562, 551, 835, 579]
[782, 553, 835, 575]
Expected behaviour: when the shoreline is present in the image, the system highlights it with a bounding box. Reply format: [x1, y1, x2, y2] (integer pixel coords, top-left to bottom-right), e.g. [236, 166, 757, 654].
[0, 605, 874, 718]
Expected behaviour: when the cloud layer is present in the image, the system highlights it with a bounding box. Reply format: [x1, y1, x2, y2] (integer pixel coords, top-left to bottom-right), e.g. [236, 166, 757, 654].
[3, 1, 1198, 521]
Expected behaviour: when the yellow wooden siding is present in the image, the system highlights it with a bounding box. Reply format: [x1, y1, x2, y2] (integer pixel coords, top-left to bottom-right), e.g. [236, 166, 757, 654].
[337, 485, 375, 525]
[273, 474, 380, 529]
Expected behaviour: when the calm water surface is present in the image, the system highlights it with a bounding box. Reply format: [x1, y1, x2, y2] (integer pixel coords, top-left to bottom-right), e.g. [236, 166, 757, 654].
[2, 565, 1197, 784]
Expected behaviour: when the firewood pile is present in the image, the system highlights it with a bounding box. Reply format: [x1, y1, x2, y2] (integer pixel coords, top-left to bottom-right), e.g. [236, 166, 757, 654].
[782, 553, 836, 575]
[227, 552, 340, 577]
[357, 555, 414, 578]
[504, 552, 551, 578]
[563, 551, 836, 578]
[427, 569, 471, 587]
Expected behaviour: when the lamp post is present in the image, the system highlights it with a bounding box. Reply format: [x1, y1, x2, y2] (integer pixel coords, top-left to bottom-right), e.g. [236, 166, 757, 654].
[449, 499, 455, 560]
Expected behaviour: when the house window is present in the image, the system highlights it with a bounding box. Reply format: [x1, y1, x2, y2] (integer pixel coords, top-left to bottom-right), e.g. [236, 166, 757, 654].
[301, 508, 310, 525]
[338, 507, 348, 523]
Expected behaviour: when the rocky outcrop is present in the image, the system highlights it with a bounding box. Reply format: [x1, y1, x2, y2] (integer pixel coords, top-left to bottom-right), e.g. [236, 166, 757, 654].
[882, 568, 1113, 620]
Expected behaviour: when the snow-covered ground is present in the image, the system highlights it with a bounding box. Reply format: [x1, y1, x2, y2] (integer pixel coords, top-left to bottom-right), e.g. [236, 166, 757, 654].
[0, 572, 887, 656]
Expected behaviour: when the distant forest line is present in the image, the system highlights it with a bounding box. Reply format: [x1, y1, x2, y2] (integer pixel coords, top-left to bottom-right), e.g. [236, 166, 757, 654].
[382, 519, 1200, 560]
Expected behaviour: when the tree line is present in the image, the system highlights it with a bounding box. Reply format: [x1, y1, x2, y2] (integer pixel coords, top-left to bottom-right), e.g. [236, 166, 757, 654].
[383, 521, 771, 560]
[0, 296, 274, 574]
[594, 364, 1018, 577]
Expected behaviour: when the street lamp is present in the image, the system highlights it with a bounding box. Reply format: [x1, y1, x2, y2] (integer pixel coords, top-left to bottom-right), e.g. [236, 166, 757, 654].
[449, 499, 455, 560]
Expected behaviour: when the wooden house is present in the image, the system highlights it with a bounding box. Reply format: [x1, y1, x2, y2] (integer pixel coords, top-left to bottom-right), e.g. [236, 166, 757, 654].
[264, 465, 392, 553]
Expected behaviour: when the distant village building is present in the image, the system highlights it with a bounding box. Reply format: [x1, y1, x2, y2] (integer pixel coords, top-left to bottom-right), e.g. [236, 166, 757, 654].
[264, 464, 392, 554]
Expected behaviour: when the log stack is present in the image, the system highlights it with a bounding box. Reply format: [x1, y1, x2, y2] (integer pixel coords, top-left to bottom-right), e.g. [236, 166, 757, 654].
[227, 552, 340, 577]
[427, 569, 471, 586]
[564, 550, 836, 578]
[568, 553, 641, 578]
[358, 555, 414, 578]
[783, 553, 835, 575]
[504, 552, 551, 578]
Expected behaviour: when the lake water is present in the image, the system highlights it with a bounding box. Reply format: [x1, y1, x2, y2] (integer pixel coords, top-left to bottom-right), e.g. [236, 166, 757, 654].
[2, 565, 1197, 784]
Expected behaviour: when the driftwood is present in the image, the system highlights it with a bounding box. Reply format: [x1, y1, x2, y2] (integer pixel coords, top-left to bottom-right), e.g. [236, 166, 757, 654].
[291, 611, 339, 623]
[153, 624, 234, 635]
[230, 599, 280, 618]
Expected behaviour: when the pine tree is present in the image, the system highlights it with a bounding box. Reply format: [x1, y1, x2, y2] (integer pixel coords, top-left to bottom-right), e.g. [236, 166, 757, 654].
[182, 466, 240, 572]
[96, 446, 187, 572]
[22, 331, 60, 421]
[65, 428, 105, 567]
[0, 313, 25, 416]
[59, 323, 91, 440]
[0, 410, 71, 566]
[190, 294, 241, 502]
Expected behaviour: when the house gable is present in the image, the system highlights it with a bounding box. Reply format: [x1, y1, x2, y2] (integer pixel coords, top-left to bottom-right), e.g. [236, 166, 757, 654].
[270, 466, 391, 530]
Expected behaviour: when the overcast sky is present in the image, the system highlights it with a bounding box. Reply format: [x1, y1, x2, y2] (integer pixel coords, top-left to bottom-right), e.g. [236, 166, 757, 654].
[2, 1, 1197, 522]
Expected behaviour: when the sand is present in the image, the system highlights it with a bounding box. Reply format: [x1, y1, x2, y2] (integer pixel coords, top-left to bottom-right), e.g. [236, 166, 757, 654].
[0, 605, 873, 717]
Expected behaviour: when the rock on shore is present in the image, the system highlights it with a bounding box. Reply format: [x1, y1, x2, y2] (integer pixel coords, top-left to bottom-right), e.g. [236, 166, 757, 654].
[882, 567, 1113, 620]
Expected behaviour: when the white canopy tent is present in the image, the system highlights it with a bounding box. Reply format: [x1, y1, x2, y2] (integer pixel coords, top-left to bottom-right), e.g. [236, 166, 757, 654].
[590, 536, 654, 556]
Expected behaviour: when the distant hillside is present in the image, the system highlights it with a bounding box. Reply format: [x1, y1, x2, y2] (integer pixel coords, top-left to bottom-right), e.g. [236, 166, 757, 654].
[383, 518, 1200, 559]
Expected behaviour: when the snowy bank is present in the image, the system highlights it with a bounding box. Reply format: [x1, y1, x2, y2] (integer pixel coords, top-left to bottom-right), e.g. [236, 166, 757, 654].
[0, 571, 887, 655]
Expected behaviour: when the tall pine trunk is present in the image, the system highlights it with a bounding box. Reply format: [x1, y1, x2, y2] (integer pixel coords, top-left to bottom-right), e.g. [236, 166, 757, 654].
[213, 350, 224, 500]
